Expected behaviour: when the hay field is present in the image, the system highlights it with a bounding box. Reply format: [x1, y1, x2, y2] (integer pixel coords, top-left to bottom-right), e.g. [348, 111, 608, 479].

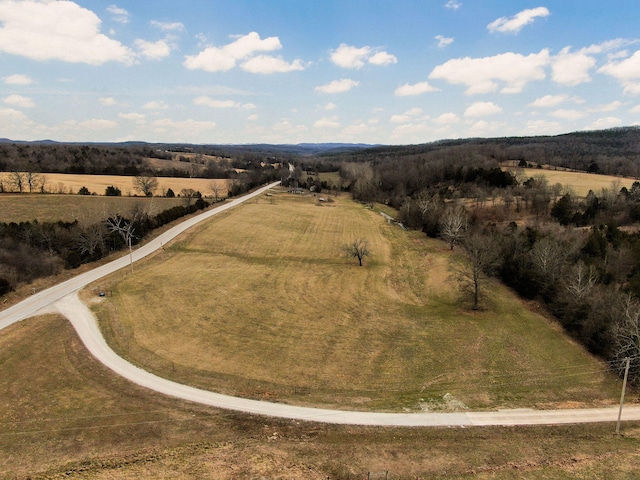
[0, 172, 226, 197]
[94, 192, 619, 411]
[3, 315, 640, 478]
[0, 194, 187, 224]
[510, 167, 636, 197]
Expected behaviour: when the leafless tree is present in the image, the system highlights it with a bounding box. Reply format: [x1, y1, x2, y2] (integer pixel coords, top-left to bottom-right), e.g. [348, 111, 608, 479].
[76, 223, 107, 259]
[453, 231, 500, 310]
[133, 174, 158, 197]
[9, 171, 25, 193]
[180, 188, 198, 205]
[25, 171, 42, 193]
[530, 237, 567, 289]
[343, 238, 370, 267]
[563, 261, 598, 302]
[210, 181, 222, 203]
[612, 295, 640, 384]
[440, 206, 467, 250]
[106, 216, 136, 272]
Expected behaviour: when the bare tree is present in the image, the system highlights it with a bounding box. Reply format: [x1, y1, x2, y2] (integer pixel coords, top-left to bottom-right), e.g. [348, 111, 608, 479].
[9, 171, 25, 193]
[210, 181, 222, 203]
[440, 206, 467, 250]
[612, 295, 640, 384]
[530, 237, 567, 290]
[180, 188, 198, 206]
[25, 171, 42, 193]
[453, 232, 500, 310]
[343, 238, 370, 266]
[133, 174, 158, 197]
[107, 216, 136, 272]
[564, 261, 598, 302]
[76, 223, 107, 259]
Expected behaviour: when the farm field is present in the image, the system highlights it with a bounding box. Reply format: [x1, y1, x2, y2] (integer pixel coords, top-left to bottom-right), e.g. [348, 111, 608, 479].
[509, 167, 636, 197]
[0, 194, 188, 224]
[93, 191, 620, 412]
[0, 172, 226, 197]
[3, 315, 640, 478]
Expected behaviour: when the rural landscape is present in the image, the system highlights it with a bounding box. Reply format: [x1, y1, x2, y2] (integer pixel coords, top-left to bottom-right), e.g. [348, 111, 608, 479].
[2, 128, 640, 478]
[5, 1, 640, 478]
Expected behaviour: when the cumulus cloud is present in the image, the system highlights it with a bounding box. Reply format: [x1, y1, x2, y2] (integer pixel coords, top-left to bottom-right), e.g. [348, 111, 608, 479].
[433, 112, 461, 124]
[315, 79, 359, 94]
[314, 116, 341, 129]
[193, 96, 256, 109]
[150, 20, 185, 32]
[3, 74, 34, 85]
[390, 107, 426, 123]
[464, 101, 503, 117]
[429, 50, 549, 94]
[551, 47, 597, 86]
[444, 0, 462, 10]
[106, 4, 130, 24]
[241, 55, 305, 74]
[143, 100, 169, 110]
[529, 94, 568, 108]
[119, 112, 146, 123]
[0, 0, 135, 65]
[586, 117, 622, 130]
[598, 50, 640, 95]
[135, 39, 172, 60]
[435, 35, 454, 48]
[152, 118, 218, 140]
[330, 43, 397, 69]
[4, 94, 35, 108]
[487, 7, 550, 34]
[550, 109, 585, 120]
[184, 32, 304, 74]
[394, 81, 440, 96]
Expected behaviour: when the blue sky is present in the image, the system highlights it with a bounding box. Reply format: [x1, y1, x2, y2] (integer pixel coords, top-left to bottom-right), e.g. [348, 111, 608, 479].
[1, 1, 640, 145]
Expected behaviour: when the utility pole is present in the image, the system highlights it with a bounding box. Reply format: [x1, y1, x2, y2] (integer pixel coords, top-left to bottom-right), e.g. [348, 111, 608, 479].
[616, 357, 631, 435]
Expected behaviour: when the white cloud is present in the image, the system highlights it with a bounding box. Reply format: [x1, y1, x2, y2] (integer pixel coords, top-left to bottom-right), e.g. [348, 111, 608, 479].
[322, 102, 337, 111]
[390, 108, 426, 123]
[184, 32, 282, 72]
[76, 118, 118, 130]
[529, 94, 568, 108]
[315, 79, 359, 94]
[150, 20, 185, 32]
[551, 47, 596, 86]
[589, 101, 623, 113]
[630, 105, 640, 113]
[599, 50, 640, 95]
[99, 97, 118, 106]
[330, 44, 371, 69]
[550, 109, 585, 120]
[444, 0, 462, 10]
[135, 39, 172, 60]
[193, 96, 256, 109]
[394, 81, 440, 96]
[429, 50, 549, 94]
[106, 4, 130, 24]
[467, 120, 506, 136]
[247, 114, 258, 121]
[433, 112, 461, 124]
[314, 116, 340, 129]
[586, 117, 622, 130]
[464, 101, 502, 117]
[329, 43, 396, 68]
[4, 94, 35, 108]
[151, 118, 218, 141]
[143, 100, 169, 110]
[119, 112, 146, 123]
[435, 35, 454, 48]
[3, 74, 34, 85]
[241, 55, 305, 74]
[0, 0, 135, 65]
[368, 51, 398, 66]
[487, 7, 550, 34]
[525, 119, 562, 135]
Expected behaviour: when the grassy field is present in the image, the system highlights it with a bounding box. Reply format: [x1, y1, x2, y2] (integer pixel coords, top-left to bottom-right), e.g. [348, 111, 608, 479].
[0, 194, 189, 224]
[93, 191, 620, 412]
[508, 167, 636, 197]
[2, 314, 640, 479]
[0, 172, 226, 197]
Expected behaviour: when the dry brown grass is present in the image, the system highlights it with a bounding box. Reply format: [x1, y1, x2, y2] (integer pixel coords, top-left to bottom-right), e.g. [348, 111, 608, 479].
[93, 192, 619, 412]
[2, 314, 640, 479]
[508, 167, 636, 197]
[0, 172, 226, 197]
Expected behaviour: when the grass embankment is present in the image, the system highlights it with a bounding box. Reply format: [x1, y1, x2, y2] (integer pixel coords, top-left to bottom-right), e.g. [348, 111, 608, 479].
[94, 192, 620, 411]
[2, 315, 640, 479]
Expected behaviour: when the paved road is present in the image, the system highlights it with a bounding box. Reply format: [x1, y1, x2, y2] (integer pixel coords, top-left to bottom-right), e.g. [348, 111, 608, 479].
[3, 182, 640, 427]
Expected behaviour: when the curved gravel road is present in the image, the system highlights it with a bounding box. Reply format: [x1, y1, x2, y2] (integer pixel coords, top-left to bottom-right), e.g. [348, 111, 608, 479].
[2, 181, 640, 427]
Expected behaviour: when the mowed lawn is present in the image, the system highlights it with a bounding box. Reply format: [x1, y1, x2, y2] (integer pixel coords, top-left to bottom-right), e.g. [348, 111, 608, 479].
[95, 192, 620, 411]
